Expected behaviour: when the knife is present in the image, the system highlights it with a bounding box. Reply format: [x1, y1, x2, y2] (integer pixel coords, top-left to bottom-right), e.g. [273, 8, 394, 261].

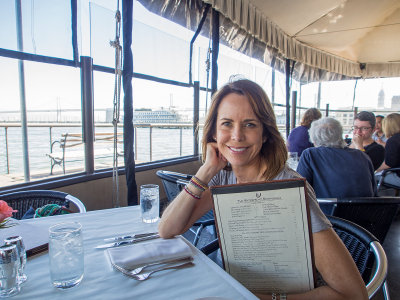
[104, 232, 159, 242]
[96, 234, 160, 249]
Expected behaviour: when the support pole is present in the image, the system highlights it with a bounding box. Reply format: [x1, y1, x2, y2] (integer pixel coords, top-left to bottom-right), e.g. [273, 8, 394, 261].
[194, 81, 200, 156]
[16, 0, 30, 181]
[317, 82, 321, 109]
[326, 103, 329, 117]
[291, 91, 297, 130]
[80, 56, 95, 174]
[211, 9, 219, 95]
[285, 59, 291, 138]
[271, 69, 275, 104]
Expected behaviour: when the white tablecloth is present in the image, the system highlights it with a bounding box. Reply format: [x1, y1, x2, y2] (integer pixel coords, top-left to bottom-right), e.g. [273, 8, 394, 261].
[7, 206, 257, 300]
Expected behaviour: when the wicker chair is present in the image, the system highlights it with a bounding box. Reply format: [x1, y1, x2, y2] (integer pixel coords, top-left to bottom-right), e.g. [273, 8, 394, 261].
[156, 170, 216, 246]
[0, 190, 86, 220]
[317, 197, 400, 243]
[200, 216, 389, 299]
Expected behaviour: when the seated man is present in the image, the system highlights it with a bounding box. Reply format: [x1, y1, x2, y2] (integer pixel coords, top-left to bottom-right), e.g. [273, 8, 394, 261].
[297, 117, 377, 198]
[349, 111, 385, 170]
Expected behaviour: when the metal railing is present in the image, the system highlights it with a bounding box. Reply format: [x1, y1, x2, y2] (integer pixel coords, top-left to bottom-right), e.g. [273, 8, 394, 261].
[1, 122, 194, 175]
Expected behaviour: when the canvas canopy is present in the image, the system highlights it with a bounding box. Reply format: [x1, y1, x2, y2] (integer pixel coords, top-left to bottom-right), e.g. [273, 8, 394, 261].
[139, 0, 400, 82]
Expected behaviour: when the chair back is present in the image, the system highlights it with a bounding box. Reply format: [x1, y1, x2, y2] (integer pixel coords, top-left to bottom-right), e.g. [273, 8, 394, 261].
[318, 197, 400, 243]
[156, 170, 192, 202]
[1, 190, 86, 220]
[327, 216, 388, 299]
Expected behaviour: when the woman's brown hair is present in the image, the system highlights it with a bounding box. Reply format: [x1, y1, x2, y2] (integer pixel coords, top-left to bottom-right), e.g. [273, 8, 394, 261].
[202, 79, 287, 180]
[382, 113, 400, 138]
[300, 108, 322, 127]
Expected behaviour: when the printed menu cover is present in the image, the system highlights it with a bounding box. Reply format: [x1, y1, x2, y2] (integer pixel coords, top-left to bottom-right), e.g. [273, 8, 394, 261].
[210, 178, 315, 294]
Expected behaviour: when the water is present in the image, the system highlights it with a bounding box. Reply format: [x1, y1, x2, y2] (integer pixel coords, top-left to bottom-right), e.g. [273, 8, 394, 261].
[140, 185, 160, 223]
[49, 223, 84, 289]
[0, 126, 196, 179]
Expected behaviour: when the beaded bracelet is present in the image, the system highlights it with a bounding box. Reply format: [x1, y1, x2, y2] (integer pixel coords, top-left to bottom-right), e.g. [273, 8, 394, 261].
[184, 185, 201, 200]
[189, 179, 206, 192]
[190, 176, 209, 191]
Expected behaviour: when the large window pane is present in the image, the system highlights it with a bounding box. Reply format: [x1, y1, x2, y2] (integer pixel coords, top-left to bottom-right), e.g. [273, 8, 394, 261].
[93, 71, 124, 170]
[132, 78, 194, 162]
[0, 58, 81, 187]
[0, 0, 73, 59]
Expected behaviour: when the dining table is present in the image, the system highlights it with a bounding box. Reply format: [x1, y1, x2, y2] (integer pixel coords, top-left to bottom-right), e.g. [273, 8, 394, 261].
[0, 206, 258, 300]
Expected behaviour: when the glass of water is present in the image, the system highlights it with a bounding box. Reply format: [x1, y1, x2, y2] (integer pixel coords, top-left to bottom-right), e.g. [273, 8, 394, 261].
[49, 222, 84, 289]
[287, 152, 299, 170]
[140, 184, 160, 223]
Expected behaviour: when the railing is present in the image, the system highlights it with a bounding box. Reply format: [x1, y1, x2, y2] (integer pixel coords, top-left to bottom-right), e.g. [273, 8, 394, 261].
[0, 122, 194, 175]
[2, 107, 399, 178]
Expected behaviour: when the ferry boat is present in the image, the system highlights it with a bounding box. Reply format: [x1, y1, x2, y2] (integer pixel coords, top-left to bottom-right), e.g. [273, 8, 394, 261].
[0, 1, 399, 298]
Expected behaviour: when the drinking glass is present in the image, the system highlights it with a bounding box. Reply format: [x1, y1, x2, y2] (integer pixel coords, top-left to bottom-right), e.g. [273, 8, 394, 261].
[140, 184, 160, 223]
[0, 244, 20, 297]
[4, 236, 27, 284]
[49, 222, 84, 289]
[287, 152, 299, 169]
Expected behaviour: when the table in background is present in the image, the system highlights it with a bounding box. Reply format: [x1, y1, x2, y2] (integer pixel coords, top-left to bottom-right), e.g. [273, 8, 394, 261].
[8, 206, 257, 300]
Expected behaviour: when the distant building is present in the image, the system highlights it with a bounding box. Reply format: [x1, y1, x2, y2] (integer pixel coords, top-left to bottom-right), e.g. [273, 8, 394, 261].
[133, 109, 181, 124]
[378, 88, 385, 108]
[391, 96, 400, 110]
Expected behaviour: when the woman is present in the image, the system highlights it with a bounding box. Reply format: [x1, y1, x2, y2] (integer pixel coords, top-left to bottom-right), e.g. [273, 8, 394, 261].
[287, 108, 322, 157]
[297, 117, 376, 198]
[159, 79, 367, 300]
[376, 113, 400, 187]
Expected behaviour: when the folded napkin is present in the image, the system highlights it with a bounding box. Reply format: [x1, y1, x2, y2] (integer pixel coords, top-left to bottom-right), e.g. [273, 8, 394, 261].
[107, 237, 193, 269]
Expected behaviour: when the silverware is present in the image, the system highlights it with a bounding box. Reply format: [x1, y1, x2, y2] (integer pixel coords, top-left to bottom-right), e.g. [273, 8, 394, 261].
[96, 234, 160, 249]
[104, 232, 158, 242]
[113, 260, 194, 280]
[128, 256, 193, 275]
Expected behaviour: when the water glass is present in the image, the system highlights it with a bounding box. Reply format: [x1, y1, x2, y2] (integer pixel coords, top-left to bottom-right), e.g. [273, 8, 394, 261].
[4, 236, 27, 284]
[49, 222, 84, 289]
[287, 152, 299, 169]
[0, 244, 20, 297]
[140, 184, 160, 223]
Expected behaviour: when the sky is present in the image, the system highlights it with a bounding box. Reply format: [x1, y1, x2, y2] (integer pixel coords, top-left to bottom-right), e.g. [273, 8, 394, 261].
[1, 0, 400, 115]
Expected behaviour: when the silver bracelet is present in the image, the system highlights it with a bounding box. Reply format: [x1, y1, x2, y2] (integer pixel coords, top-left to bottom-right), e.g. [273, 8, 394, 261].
[280, 293, 287, 300]
[271, 293, 277, 300]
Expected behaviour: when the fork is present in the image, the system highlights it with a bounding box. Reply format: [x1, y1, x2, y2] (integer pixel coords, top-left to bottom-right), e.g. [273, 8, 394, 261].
[129, 256, 193, 275]
[113, 261, 194, 280]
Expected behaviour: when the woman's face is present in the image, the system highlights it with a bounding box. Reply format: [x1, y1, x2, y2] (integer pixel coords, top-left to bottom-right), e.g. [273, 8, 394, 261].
[214, 93, 266, 169]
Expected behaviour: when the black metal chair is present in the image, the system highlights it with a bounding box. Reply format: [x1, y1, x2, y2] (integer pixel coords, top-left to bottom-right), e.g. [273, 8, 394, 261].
[0, 190, 86, 220]
[200, 216, 389, 299]
[377, 167, 400, 196]
[327, 216, 389, 299]
[317, 197, 400, 243]
[156, 170, 216, 246]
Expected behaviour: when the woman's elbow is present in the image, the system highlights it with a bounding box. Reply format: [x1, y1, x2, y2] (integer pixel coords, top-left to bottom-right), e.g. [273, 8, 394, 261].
[158, 219, 180, 239]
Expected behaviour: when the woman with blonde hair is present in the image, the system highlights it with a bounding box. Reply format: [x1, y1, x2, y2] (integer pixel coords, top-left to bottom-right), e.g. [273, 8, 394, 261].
[376, 113, 400, 188]
[159, 79, 367, 299]
[287, 108, 322, 157]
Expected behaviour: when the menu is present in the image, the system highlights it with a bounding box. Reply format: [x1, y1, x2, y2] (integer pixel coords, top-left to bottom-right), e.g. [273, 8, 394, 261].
[210, 179, 315, 294]
[0, 220, 49, 257]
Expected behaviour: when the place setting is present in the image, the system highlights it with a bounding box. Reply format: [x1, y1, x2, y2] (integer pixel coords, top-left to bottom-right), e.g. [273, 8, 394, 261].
[98, 184, 195, 281]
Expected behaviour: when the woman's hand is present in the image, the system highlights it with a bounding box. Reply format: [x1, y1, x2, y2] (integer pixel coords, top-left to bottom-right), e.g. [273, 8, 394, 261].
[199, 143, 228, 182]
